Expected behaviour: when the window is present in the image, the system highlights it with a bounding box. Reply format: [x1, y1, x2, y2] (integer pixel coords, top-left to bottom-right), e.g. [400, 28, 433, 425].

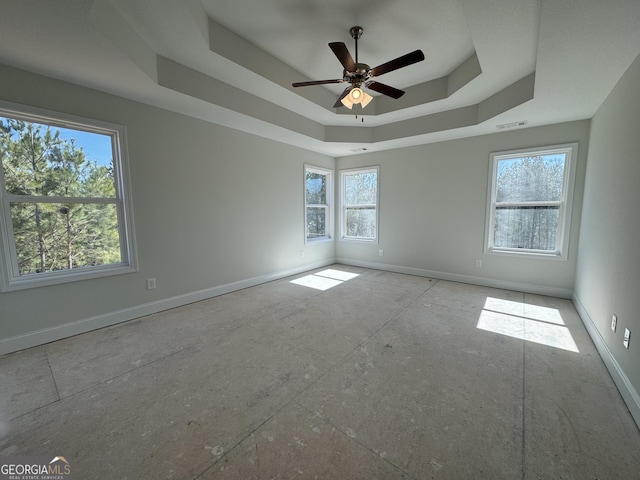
[340, 166, 379, 242]
[304, 165, 332, 242]
[485, 143, 577, 258]
[0, 101, 137, 291]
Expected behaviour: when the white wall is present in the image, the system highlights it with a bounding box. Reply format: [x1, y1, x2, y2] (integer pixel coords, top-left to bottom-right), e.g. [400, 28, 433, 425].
[337, 120, 591, 297]
[0, 64, 335, 354]
[574, 52, 640, 423]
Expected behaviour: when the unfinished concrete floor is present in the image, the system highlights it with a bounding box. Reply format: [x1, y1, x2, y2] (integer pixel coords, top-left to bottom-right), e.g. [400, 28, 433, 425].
[1, 265, 639, 479]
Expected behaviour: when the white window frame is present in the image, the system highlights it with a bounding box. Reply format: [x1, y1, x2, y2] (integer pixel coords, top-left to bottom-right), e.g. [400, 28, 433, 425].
[485, 143, 578, 259]
[0, 101, 138, 291]
[339, 166, 380, 243]
[304, 165, 333, 243]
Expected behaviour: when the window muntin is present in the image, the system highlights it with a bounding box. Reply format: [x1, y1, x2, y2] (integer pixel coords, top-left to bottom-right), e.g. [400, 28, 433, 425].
[486, 144, 577, 258]
[304, 165, 332, 242]
[340, 166, 379, 242]
[0, 102, 137, 290]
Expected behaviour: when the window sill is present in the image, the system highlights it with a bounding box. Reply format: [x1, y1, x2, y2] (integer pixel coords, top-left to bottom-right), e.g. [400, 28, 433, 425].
[486, 247, 567, 261]
[1, 264, 138, 292]
[339, 237, 378, 244]
[305, 236, 333, 244]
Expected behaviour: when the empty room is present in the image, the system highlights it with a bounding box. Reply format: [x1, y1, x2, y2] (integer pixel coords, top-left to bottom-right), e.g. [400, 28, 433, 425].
[1, 0, 640, 478]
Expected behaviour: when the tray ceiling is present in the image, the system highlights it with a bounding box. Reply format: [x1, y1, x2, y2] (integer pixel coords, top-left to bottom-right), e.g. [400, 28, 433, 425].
[1, 0, 639, 156]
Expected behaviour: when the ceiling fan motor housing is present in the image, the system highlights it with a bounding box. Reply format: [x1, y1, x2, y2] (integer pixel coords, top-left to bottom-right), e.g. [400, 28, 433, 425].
[344, 63, 371, 85]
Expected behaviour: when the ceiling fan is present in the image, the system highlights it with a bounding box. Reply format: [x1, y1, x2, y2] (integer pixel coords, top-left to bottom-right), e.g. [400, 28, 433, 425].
[292, 26, 425, 110]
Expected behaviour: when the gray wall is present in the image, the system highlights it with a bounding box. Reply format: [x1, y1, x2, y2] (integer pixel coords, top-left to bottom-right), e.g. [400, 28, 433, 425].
[574, 52, 640, 410]
[0, 64, 335, 352]
[337, 121, 590, 297]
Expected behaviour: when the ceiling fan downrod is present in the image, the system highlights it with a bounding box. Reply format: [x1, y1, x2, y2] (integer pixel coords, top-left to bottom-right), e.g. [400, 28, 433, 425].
[350, 26, 363, 63]
[349, 26, 367, 120]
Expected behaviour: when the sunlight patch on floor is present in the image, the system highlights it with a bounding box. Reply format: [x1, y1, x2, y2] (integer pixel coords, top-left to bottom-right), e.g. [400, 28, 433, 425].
[290, 269, 359, 291]
[477, 298, 579, 352]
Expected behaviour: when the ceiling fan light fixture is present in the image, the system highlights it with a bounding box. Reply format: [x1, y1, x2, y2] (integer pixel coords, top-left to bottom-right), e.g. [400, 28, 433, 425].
[341, 87, 373, 109]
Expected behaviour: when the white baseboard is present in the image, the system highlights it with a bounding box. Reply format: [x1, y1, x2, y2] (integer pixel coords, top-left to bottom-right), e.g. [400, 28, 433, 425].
[0, 259, 335, 356]
[0, 258, 570, 356]
[336, 257, 574, 298]
[3, 256, 639, 431]
[573, 294, 640, 429]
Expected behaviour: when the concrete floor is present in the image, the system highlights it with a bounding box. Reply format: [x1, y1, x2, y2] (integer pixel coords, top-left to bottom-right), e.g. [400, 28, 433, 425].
[1, 265, 639, 479]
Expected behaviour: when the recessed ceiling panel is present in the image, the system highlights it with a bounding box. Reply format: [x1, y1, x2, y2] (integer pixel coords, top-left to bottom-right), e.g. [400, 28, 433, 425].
[202, 0, 475, 94]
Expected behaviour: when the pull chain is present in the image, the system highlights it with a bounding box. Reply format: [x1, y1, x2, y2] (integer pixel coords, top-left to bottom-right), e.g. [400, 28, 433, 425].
[354, 104, 364, 122]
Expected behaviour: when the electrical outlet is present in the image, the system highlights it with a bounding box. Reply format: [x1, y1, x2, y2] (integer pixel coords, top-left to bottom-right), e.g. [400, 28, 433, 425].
[378, 249, 384, 256]
[146, 278, 156, 290]
[624, 328, 631, 349]
[475, 259, 482, 268]
[611, 314, 617, 332]
[300, 249, 305, 258]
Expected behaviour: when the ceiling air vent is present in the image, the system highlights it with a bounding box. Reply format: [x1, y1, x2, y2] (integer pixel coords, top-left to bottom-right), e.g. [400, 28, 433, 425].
[496, 120, 528, 130]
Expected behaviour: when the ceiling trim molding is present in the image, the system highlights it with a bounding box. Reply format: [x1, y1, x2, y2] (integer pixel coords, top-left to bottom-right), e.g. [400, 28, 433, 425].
[86, 2, 538, 153]
[157, 56, 326, 141]
[208, 17, 484, 117]
[158, 52, 535, 146]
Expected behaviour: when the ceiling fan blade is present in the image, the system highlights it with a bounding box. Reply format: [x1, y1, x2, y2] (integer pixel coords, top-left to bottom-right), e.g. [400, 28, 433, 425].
[329, 42, 356, 72]
[366, 81, 405, 99]
[369, 49, 425, 77]
[292, 79, 344, 87]
[333, 86, 353, 108]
